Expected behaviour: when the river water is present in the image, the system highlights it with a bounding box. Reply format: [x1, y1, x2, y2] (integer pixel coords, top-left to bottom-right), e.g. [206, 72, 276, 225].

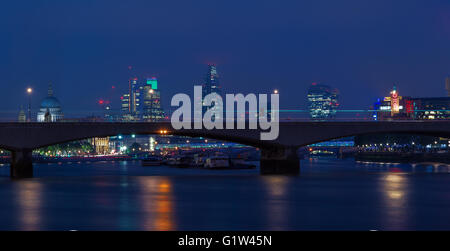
[0, 157, 449, 230]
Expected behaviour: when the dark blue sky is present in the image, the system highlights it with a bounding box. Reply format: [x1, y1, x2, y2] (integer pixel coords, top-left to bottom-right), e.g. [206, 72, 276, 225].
[1, 0, 450, 117]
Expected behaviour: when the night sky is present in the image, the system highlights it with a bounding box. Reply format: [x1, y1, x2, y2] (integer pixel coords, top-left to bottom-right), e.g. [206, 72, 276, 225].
[1, 0, 450, 118]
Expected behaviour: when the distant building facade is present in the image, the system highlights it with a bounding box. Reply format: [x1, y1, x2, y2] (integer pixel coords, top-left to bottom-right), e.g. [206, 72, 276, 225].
[120, 77, 164, 121]
[90, 137, 110, 154]
[141, 78, 164, 121]
[18, 106, 26, 122]
[412, 97, 450, 120]
[307, 83, 339, 120]
[37, 84, 64, 122]
[202, 64, 221, 118]
[372, 86, 450, 120]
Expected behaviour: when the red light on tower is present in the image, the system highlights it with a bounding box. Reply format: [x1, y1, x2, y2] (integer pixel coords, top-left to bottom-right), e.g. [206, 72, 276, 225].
[98, 99, 104, 105]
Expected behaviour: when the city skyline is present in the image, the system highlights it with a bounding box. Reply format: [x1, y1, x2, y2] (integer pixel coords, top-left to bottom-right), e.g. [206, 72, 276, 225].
[1, 0, 450, 116]
[2, 0, 450, 233]
[9, 64, 450, 120]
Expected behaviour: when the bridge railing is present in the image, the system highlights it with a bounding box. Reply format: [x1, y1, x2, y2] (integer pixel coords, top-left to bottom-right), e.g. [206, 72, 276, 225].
[2, 109, 449, 122]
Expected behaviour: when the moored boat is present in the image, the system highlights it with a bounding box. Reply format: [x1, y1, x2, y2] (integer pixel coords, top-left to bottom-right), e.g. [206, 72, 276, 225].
[204, 156, 230, 169]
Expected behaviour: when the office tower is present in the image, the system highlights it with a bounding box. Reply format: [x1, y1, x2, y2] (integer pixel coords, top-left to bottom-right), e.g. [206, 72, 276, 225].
[121, 77, 141, 120]
[307, 83, 339, 120]
[202, 64, 221, 118]
[141, 77, 165, 121]
[128, 77, 141, 115]
[121, 93, 130, 113]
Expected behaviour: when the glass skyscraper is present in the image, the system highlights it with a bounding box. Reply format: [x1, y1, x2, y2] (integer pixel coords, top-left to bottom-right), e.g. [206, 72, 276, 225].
[307, 83, 339, 120]
[141, 77, 165, 121]
[202, 64, 221, 118]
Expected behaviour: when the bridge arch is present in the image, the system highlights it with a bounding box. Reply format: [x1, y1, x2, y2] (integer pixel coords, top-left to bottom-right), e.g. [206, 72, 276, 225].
[1, 121, 450, 178]
[294, 130, 450, 148]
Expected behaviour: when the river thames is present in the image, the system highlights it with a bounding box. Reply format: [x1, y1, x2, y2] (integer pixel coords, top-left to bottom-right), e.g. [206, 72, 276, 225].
[0, 158, 449, 230]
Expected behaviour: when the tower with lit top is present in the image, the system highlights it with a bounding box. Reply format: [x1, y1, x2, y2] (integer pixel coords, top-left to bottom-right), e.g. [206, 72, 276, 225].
[141, 77, 164, 121]
[390, 86, 400, 116]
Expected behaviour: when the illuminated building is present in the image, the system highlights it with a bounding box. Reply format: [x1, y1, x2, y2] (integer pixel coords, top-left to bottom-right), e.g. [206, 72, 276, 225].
[141, 77, 165, 121]
[18, 106, 26, 122]
[372, 86, 413, 120]
[121, 76, 165, 122]
[121, 93, 130, 112]
[202, 64, 221, 118]
[130, 77, 141, 115]
[90, 137, 110, 154]
[412, 97, 450, 120]
[121, 77, 141, 120]
[373, 86, 450, 120]
[307, 83, 339, 120]
[390, 86, 400, 116]
[37, 83, 64, 122]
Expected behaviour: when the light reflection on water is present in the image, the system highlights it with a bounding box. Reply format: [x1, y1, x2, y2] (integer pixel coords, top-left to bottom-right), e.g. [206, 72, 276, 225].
[14, 181, 43, 231]
[380, 174, 409, 230]
[0, 158, 450, 230]
[262, 176, 290, 230]
[137, 177, 175, 231]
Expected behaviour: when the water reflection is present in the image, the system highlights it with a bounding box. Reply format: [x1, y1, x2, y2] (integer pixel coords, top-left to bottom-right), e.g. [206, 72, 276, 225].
[380, 174, 409, 230]
[14, 181, 44, 230]
[118, 176, 134, 229]
[138, 177, 175, 230]
[3, 158, 450, 230]
[357, 161, 450, 174]
[262, 176, 290, 230]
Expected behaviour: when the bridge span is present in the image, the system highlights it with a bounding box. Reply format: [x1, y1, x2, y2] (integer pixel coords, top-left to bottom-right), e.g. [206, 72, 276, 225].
[1, 121, 449, 178]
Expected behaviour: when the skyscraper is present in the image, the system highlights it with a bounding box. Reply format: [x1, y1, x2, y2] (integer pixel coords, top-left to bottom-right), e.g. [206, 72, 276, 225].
[121, 94, 130, 112]
[141, 77, 165, 121]
[128, 77, 141, 115]
[121, 77, 141, 121]
[121, 76, 165, 121]
[307, 83, 339, 120]
[202, 64, 221, 118]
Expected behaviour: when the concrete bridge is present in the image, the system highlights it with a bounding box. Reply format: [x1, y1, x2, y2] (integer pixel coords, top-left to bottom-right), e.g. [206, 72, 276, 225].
[1, 121, 450, 178]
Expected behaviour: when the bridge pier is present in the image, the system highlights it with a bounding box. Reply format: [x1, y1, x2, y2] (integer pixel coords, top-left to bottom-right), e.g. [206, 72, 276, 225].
[260, 146, 299, 175]
[10, 149, 33, 178]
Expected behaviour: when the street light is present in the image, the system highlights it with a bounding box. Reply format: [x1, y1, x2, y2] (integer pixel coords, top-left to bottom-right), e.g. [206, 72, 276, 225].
[273, 89, 279, 94]
[26, 87, 33, 122]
